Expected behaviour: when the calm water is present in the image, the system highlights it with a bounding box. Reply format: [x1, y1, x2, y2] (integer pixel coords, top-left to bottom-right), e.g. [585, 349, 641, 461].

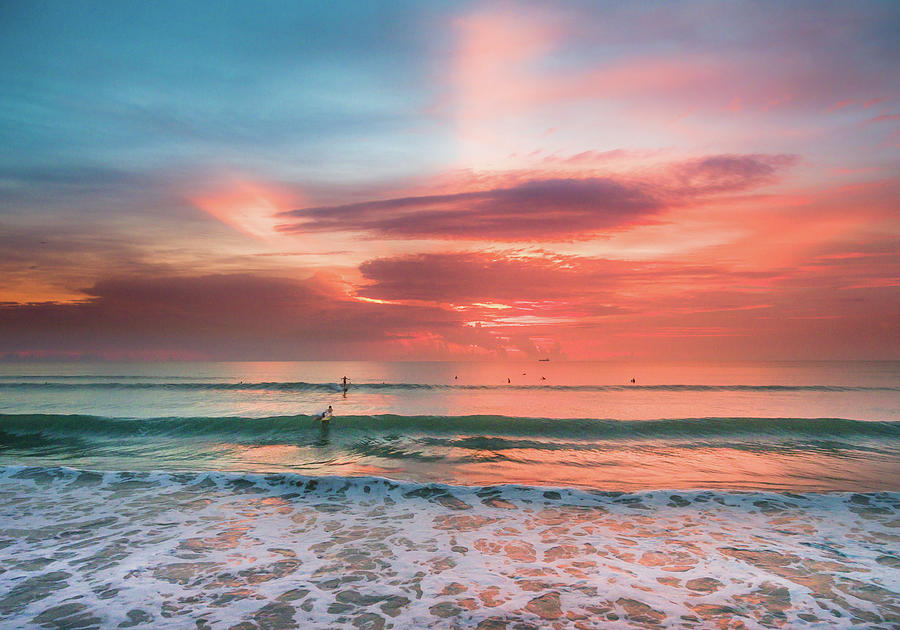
[2, 361, 899, 628]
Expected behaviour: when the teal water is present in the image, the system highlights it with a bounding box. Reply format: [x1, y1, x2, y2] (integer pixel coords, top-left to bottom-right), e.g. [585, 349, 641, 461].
[0, 360, 898, 491]
[2, 361, 899, 628]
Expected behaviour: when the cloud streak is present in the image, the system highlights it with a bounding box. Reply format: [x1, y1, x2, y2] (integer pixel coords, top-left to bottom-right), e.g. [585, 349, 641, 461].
[279, 154, 795, 241]
[279, 178, 659, 240]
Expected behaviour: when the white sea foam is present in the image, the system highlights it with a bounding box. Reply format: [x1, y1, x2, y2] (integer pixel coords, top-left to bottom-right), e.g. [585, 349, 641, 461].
[0, 466, 898, 629]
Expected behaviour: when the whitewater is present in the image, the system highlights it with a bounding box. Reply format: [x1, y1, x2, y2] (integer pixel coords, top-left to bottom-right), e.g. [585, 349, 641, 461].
[0, 360, 898, 628]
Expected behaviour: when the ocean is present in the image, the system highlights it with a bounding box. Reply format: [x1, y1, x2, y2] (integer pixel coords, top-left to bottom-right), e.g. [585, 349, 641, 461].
[0, 360, 898, 628]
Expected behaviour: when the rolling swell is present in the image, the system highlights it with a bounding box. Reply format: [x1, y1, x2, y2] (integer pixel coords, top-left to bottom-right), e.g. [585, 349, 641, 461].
[1, 413, 897, 443]
[0, 380, 896, 392]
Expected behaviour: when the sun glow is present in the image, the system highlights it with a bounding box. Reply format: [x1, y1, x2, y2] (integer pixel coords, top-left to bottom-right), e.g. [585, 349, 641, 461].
[190, 180, 299, 241]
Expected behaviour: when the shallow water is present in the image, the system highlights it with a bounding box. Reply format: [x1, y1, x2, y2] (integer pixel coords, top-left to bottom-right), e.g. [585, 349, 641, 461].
[1, 361, 898, 627]
[1, 467, 899, 629]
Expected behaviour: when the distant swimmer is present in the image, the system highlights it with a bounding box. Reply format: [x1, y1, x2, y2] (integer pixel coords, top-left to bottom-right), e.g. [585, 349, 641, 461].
[541, 376, 546, 381]
[317, 405, 333, 423]
[507, 378, 511, 383]
[631, 378, 636, 384]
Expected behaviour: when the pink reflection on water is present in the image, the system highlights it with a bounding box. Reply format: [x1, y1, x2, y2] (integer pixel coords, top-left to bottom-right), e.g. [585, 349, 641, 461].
[219, 440, 898, 493]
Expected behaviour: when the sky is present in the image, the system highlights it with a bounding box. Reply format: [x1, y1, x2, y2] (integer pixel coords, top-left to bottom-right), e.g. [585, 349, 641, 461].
[1, 0, 898, 361]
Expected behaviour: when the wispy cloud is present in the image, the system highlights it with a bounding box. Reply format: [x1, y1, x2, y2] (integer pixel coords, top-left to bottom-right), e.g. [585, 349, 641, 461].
[279, 177, 659, 241]
[278, 154, 795, 241]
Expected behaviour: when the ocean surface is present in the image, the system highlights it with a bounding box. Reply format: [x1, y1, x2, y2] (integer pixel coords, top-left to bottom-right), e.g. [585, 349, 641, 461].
[1, 360, 898, 628]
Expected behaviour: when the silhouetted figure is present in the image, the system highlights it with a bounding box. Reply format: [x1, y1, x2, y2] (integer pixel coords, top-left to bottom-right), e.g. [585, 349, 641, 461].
[631, 378, 636, 384]
[507, 378, 511, 383]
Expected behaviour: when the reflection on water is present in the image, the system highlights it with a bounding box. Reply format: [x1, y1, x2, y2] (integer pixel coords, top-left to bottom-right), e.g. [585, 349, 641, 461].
[120, 427, 897, 492]
[0, 360, 898, 492]
[2, 360, 898, 421]
[3, 466, 897, 630]
[316, 420, 331, 447]
[3, 432, 899, 492]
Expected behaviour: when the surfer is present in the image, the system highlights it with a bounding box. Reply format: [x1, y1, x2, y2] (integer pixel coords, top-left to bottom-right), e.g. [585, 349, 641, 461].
[316, 406, 332, 443]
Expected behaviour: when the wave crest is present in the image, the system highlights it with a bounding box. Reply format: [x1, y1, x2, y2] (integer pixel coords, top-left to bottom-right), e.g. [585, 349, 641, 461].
[1, 413, 896, 442]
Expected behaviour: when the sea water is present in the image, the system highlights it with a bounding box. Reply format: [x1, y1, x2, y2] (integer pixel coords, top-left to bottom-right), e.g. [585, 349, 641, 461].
[0, 361, 898, 628]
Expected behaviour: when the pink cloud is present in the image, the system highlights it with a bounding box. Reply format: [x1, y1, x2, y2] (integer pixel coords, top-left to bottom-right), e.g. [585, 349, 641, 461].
[673, 154, 797, 194]
[359, 252, 624, 305]
[353, 243, 900, 360]
[278, 154, 795, 241]
[440, 3, 900, 166]
[863, 97, 886, 109]
[451, 6, 565, 120]
[188, 179, 300, 240]
[867, 113, 900, 123]
[3, 226, 897, 361]
[0, 274, 468, 360]
[826, 100, 855, 112]
[279, 177, 661, 241]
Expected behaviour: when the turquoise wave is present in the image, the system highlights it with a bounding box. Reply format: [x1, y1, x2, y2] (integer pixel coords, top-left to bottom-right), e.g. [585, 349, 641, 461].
[1, 413, 897, 442]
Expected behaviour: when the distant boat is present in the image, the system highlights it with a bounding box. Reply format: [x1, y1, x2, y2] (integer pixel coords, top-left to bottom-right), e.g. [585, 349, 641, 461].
[538, 358, 550, 362]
